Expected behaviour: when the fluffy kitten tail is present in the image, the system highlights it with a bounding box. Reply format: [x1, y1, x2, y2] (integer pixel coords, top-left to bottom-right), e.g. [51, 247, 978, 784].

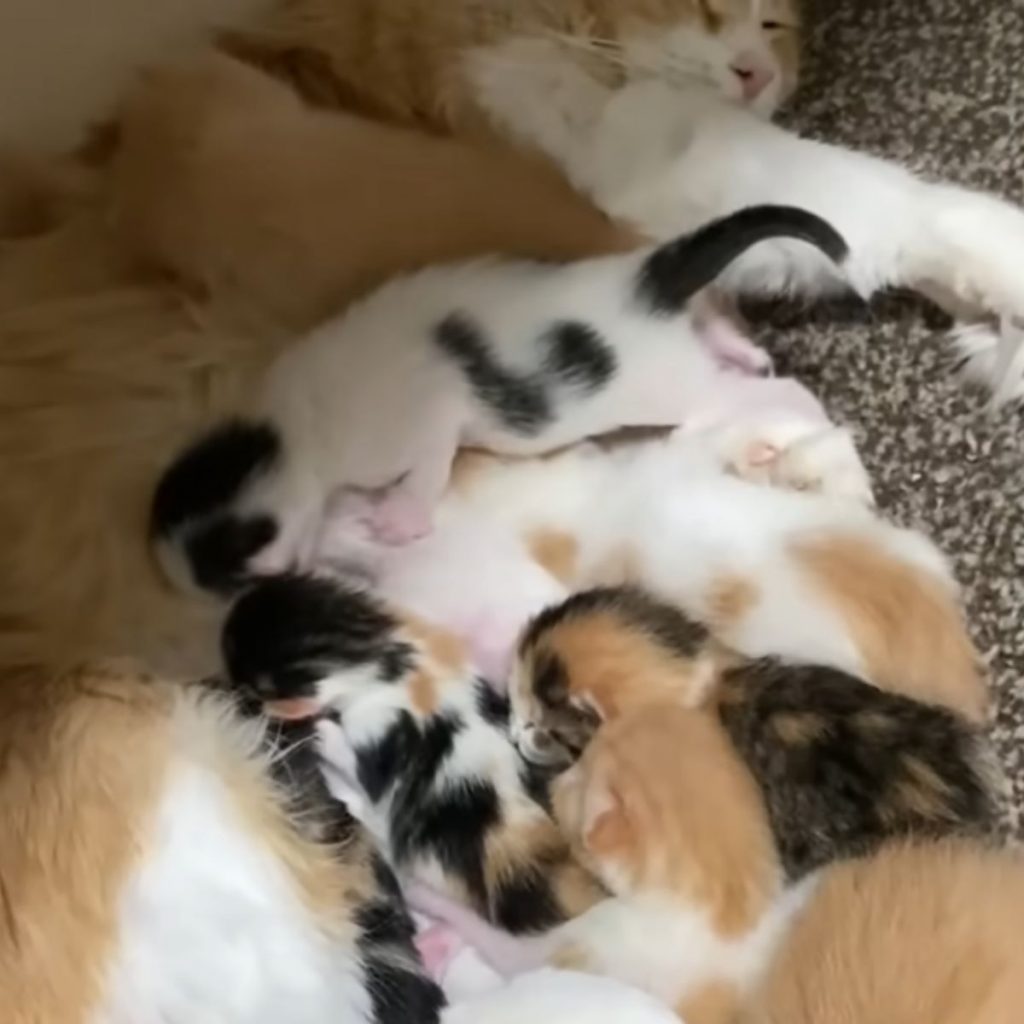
[635, 205, 849, 313]
[150, 419, 282, 596]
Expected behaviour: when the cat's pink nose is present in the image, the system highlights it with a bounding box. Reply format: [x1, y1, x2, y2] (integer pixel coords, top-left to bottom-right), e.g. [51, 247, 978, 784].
[730, 53, 776, 101]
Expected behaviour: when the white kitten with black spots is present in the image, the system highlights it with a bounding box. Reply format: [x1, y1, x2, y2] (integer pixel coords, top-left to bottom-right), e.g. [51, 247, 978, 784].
[151, 204, 848, 596]
[466, 36, 1024, 403]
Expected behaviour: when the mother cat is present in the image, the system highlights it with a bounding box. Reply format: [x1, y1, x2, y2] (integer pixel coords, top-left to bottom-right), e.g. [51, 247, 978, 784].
[227, 0, 1024, 401]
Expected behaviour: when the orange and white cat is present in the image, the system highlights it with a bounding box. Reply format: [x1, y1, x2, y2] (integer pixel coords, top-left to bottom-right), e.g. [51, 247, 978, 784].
[219, 0, 801, 133]
[412, 702, 1021, 1024]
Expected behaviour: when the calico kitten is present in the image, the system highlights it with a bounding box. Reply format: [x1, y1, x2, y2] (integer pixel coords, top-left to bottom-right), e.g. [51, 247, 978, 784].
[152, 203, 847, 596]
[221, 573, 605, 934]
[0, 659, 443, 1024]
[466, 35, 1024, 402]
[508, 585, 996, 877]
[218, 0, 801, 133]
[415, 705, 1020, 1024]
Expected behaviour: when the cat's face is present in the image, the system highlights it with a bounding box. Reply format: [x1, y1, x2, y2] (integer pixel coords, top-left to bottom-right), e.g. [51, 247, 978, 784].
[550, 703, 779, 933]
[621, 0, 801, 115]
[509, 587, 716, 769]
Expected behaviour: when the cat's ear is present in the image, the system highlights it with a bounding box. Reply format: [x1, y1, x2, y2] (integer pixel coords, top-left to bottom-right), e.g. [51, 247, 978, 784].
[580, 772, 629, 857]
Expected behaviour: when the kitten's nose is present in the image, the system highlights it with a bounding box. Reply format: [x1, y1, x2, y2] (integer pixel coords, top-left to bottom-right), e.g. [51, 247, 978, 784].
[730, 52, 775, 101]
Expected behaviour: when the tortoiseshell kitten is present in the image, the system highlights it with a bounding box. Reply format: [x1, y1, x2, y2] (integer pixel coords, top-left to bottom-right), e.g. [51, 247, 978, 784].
[222, 573, 605, 934]
[509, 585, 998, 879]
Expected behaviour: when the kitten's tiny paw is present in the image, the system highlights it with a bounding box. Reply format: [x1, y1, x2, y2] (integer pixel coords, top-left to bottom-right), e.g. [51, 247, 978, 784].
[369, 492, 434, 545]
[719, 421, 874, 505]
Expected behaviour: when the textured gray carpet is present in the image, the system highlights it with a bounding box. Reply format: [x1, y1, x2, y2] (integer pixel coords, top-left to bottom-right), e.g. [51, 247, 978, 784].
[767, 0, 1024, 836]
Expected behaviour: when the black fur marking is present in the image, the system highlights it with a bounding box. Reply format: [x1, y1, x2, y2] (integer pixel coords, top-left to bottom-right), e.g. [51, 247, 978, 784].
[386, 711, 503, 912]
[718, 659, 996, 881]
[491, 866, 565, 934]
[475, 678, 511, 730]
[151, 419, 280, 536]
[222, 573, 414, 701]
[635, 205, 849, 316]
[433, 312, 552, 435]
[185, 514, 278, 596]
[520, 586, 709, 663]
[541, 320, 618, 393]
[355, 711, 421, 803]
[360, 957, 445, 1024]
[533, 650, 570, 704]
[518, 760, 554, 815]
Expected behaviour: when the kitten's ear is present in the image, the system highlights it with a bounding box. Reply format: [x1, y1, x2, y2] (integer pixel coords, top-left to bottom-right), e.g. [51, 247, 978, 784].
[580, 773, 629, 856]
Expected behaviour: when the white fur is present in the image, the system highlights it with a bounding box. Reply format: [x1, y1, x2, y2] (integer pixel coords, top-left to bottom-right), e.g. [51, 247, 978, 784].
[100, 753, 370, 1024]
[468, 39, 1024, 402]
[412, 877, 815, 1016]
[443, 969, 679, 1024]
[242, 249, 741, 573]
[326, 408, 926, 691]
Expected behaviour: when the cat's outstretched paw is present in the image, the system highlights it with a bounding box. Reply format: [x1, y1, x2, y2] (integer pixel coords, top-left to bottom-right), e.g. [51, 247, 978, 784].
[950, 319, 1024, 409]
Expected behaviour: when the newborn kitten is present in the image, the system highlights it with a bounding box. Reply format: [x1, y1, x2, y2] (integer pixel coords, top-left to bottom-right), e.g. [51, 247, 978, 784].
[509, 585, 996, 878]
[151, 204, 847, 597]
[221, 573, 604, 934]
[411, 703, 803, 1022]
[450, 421, 982, 718]
[309, 398, 865, 682]
[0, 660, 443, 1024]
[416, 705, 1017, 1024]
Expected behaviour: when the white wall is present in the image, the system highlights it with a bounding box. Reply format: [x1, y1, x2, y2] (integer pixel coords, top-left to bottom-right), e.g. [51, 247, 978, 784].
[0, 0, 270, 150]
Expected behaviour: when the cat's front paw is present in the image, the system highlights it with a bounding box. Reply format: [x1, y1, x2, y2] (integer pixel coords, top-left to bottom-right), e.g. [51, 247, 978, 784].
[368, 490, 434, 546]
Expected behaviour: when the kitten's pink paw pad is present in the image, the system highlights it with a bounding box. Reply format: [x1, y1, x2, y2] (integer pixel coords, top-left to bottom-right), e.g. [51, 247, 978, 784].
[415, 925, 464, 981]
[369, 495, 434, 546]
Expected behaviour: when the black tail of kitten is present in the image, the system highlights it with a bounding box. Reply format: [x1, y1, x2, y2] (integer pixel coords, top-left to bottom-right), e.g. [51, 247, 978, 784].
[717, 658, 997, 881]
[635, 204, 849, 314]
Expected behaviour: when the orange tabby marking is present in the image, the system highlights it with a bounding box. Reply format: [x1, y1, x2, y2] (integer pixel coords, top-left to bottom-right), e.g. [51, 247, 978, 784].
[745, 839, 1024, 1024]
[527, 528, 580, 585]
[793, 534, 986, 721]
[565, 703, 780, 937]
[704, 572, 760, 631]
[0, 661, 173, 1024]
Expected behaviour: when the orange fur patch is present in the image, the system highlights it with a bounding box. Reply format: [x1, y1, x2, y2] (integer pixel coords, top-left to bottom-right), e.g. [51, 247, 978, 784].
[704, 573, 760, 631]
[794, 535, 986, 721]
[569, 705, 780, 938]
[0, 661, 174, 1024]
[677, 979, 740, 1024]
[527, 528, 579, 584]
[532, 612, 721, 719]
[747, 840, 1024, 1024]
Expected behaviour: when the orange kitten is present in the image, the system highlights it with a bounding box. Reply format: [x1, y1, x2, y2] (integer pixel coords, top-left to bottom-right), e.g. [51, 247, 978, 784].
[219, 0, 801, 133]
[412, 703, 801, 1024]
[416, 703, 1021, 1024]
